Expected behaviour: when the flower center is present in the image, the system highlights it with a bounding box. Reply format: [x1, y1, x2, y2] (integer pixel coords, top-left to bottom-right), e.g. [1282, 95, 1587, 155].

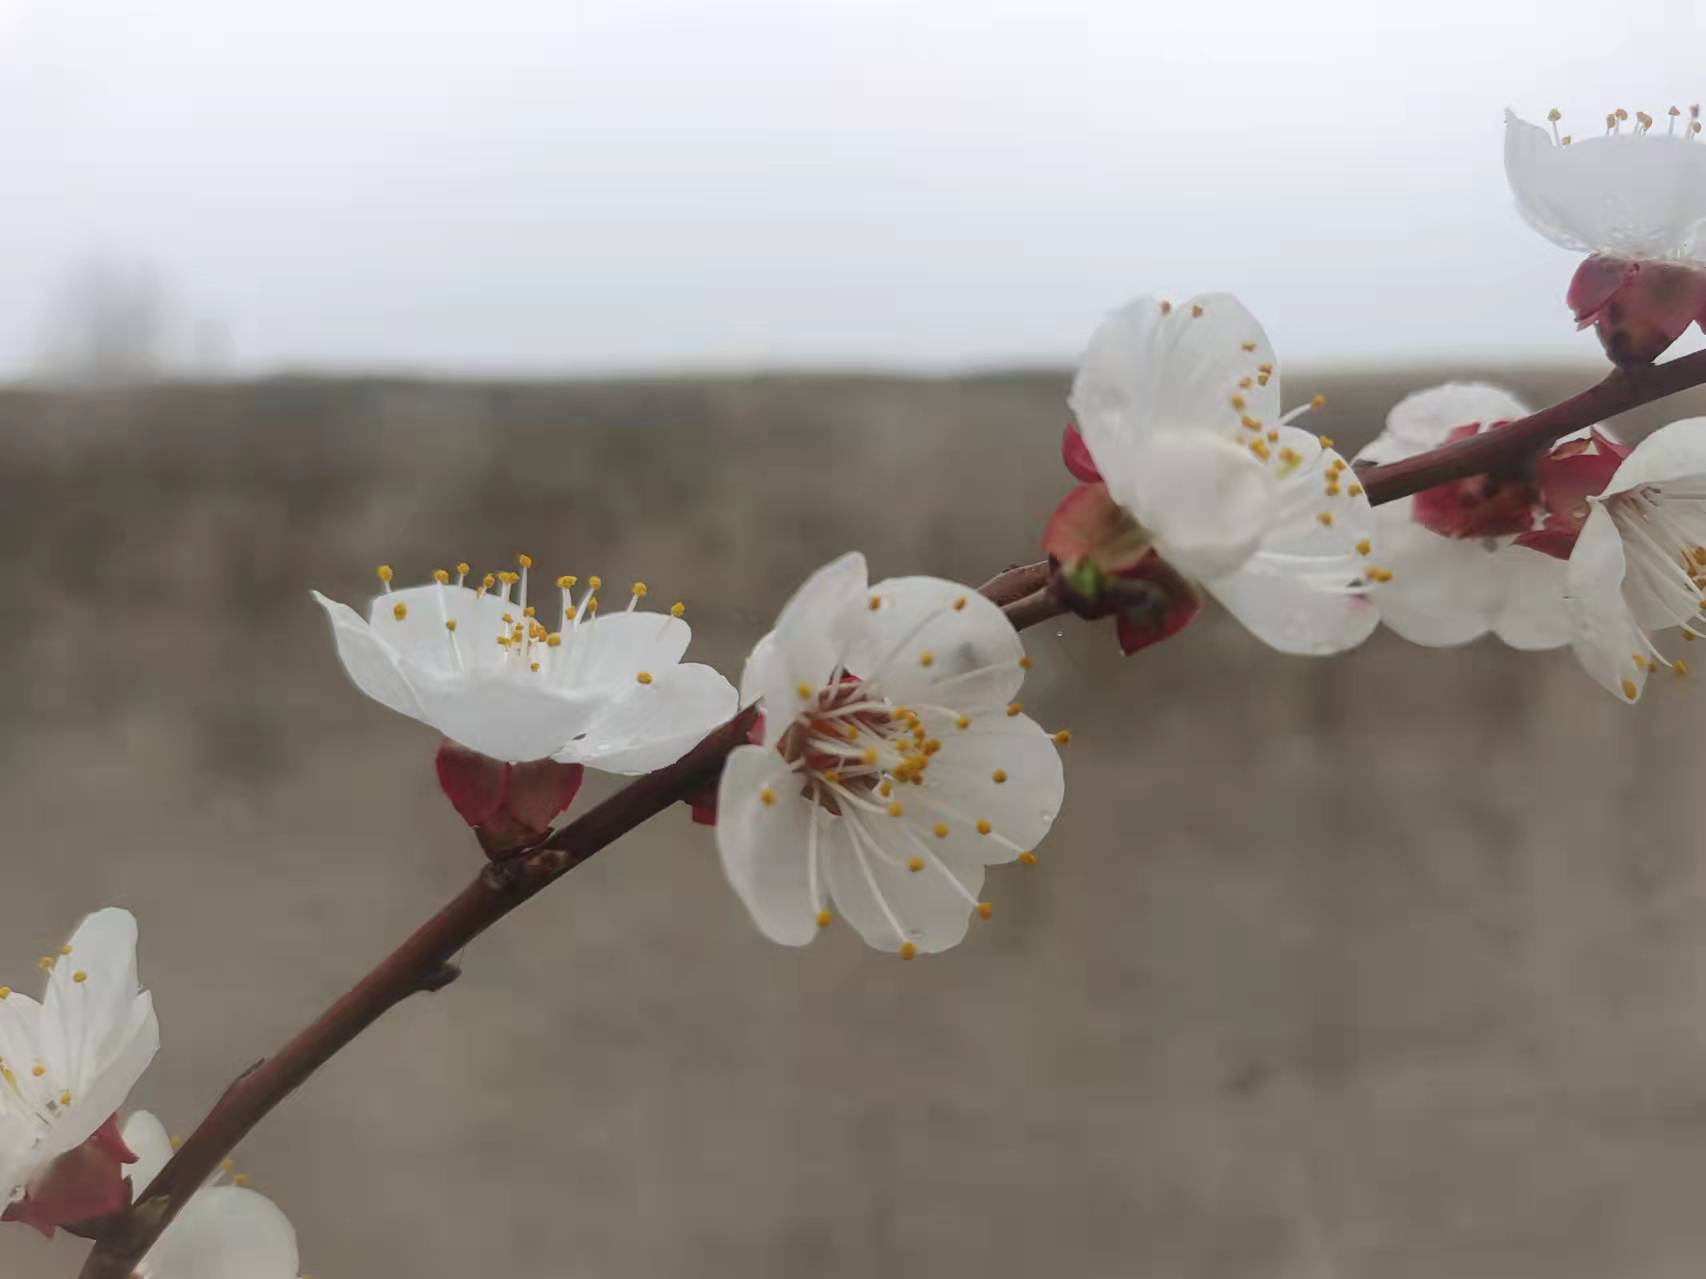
[1541, 104, 1702, 147]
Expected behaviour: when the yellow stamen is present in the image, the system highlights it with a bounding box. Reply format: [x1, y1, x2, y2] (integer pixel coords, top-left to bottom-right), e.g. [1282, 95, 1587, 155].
[671, 602, 686, 617]
[991, 769, 1007, 784]
[1622, 678, 1638, 700]
[953, 595, 967, 611]
[816, 910, 832, 929]
[907, 857, 925, 873]
[1006, 702, 1021, 717]
[1019, 851, 1038, 866]
[932, 822, 949, 839]
[976, 902, 993, 920]
[392, 601, 408, 621]
[919, 651, 934, 668]
[760, 786, 776, 807]
[636, 671, 654, 685]
[1053, 729, 1072, 745]
[432, 568, 450, 584]
[376, 564, 393, 584]
[899, 942, 918, 960]
[976, 819, 992, 835]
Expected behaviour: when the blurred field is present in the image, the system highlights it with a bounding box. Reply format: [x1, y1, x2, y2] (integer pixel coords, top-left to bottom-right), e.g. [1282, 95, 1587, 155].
[3, 364, 1706, 1279]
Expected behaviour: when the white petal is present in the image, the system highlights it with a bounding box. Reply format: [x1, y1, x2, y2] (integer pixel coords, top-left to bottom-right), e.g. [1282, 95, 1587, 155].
[549, 612, 693, 692]
[555, 663, 737, 774]
[1603, 416, 1706, 495]
[1566, 503, 1652, 701]
[138, 1185, 300, 1279]
[311, 591, 425, 720]
[40, 909, 159, 1155]
[747, 552, 869, 749]
[121, 1110, 174, 1192]
[1203, 565, 1379, 656]
[819, 810, 983, 955]
[405, 669, 608, 762]
[1368, 501, 1503, 646]
[1490, 545, 1571, 650]
[909, 712, 1064, 864]
[715, 746, 822, 946]
[365, 583, 513, 679]
[1070, 295, 1281, 491]
[1127, 430, 1277, 580]
[847, 576, 1025, 710]
[1505, 109, 1706, 258]
[1357, 382, 1532, 463]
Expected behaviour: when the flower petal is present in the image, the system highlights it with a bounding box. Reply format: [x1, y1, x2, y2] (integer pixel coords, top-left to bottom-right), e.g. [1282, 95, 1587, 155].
[1566, 502, 1652, 701]
[119, 1111, 173, 1193]
[556, 663, 737, 774]
[819, 810, 984, 955]
[407, 669, 608, 762]
[1504, 109, 1706, 258]
[549, 612, 693, 692]
[848, 576, 1026, 710]
[1203, 564, 1379, 656]
[745, 552, 868, 749]
[311, 591, 425, 721]
[1357, 382, 1532, 463]
[366, 583, 513, 679]
[909, 713, 1063, 864]
[138, 1185, 299, 1279]
[714, 746, 823, 946]
[1603, 416, 1706, 496]
[1127, 430, 1277, 580]
[1491, 544, 1571, 650]
[1367, 500, 1504, 646]
[1069, 293, 1281, 487]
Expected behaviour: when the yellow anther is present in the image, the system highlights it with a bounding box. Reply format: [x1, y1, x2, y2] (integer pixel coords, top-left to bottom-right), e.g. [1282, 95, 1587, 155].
[888, 801, 904, 817]
[1687, 631, 1698, 642]
[557, 575, 577, 589]
[1230, 395, 1246, 411]
[586, 597, 599, 614]
[376, 564, 394, 583]
[1317, 511, 1334, 527]
[862, 748, 878, 765]
[1241, 340, 1257, 352]
[1676, 660, 1691, 677]
[1693, 121, 1702, 136]
[976, 819, 992, 836]
[1356, 538, 1372, 556]
[671, 602, 686, 617]
[1248, 439, 1270, 461]
[517, 553, 533, 569]
[233, 1173, 250, 1187]
[1638, 111, 1653, 129]
[1241, 415, 1261, 431]
[170, 1136, 184, 1150]
[1054, 729, 1072, 745]
[1348, 483, 1363, 497]
[976, 902, 993, 920]
[1160, 299, 1172, 314]
[1257, 372, 1270, 386]
[530, 661, 540, 672]
[636, 671, 654, 685]
[923, 739, 942, 756]
[496, 635, 511, 647]
[456, 562, 470, 576]
[868, 595, 882, 611]
[1548, 108, 1562, 122]
[545, 632, 560, 647]
[59, 1091, 71, 1106]
[844, 724, 859, 741]
[31, 1064, 44, 1077]
[392, 601, 408, 621]
[0, 988, 10, 1001]
[1615, 107, 1628, 121]
[953, 595, 967, 611]
[1018, 655, 1033, 669]
[1266, 430, 1278, 442]
[587, 575, 602, 590]
[37, 957, 53, 971]
[1191, 304, 1204, 318]
[498, 571, 519, 585]
[1258, 362, 1274, 374]
[631, 581, 647, 597]
[1019, 850, 1038, 866]
[919, 651, 935, 667]
[60, 944, 71, 956]
[797, 682, 813, 699]
[1311, 393, 1326, 410]
[899, 942, 918, 960]
[991, 769, 1009, 785]
[1325, 483, 1341, 497]
[524, 605, 536, 617]
[1633, 653, 1649, 671]
[1279, 447, 1301, 466]
[907, 857, 925, 873]
[1006, 702, 1021, 717]
[816, 910, 833, 929]
[932, 822, 949, 839]
[1562, 134, 1572, 145]
[879, 780, 893, 797]
[221, 1159, 236, 1174]
[1365, 566, 1394, 584]
[1318, 434, 1334, 448]
[482, 573, 495, 589]
[955, 715, 970, 730]
[432, 568, 450, 584]
[760, 786, 776, 807]
[72, 970, 86, 984]
[1606, 112, 1617, 128]
[823, 769, 841, 784]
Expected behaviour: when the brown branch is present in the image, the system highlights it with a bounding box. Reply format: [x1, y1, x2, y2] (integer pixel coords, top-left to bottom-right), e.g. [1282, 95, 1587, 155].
[77, 584, 1062, 1278]
[1358, 348, 1706, 504]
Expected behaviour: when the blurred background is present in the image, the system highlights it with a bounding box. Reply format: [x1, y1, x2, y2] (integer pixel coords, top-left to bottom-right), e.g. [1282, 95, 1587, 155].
[6, 3, 1706, 1278]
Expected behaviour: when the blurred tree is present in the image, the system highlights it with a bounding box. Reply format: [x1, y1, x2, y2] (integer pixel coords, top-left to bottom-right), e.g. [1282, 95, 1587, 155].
[35, 255, 179, 387]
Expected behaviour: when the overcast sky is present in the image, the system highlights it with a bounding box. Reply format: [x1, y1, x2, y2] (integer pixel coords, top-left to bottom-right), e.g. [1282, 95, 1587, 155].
[2, 0, 1703, 375]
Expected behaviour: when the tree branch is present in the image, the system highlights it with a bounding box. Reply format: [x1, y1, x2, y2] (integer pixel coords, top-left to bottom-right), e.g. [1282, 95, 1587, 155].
[1357, 348, 1706, 504]
[76, 582, 1063, 1278]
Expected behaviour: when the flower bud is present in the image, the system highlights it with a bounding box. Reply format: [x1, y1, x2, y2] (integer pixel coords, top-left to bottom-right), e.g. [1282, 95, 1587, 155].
[1568, 254, 1706, 366]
